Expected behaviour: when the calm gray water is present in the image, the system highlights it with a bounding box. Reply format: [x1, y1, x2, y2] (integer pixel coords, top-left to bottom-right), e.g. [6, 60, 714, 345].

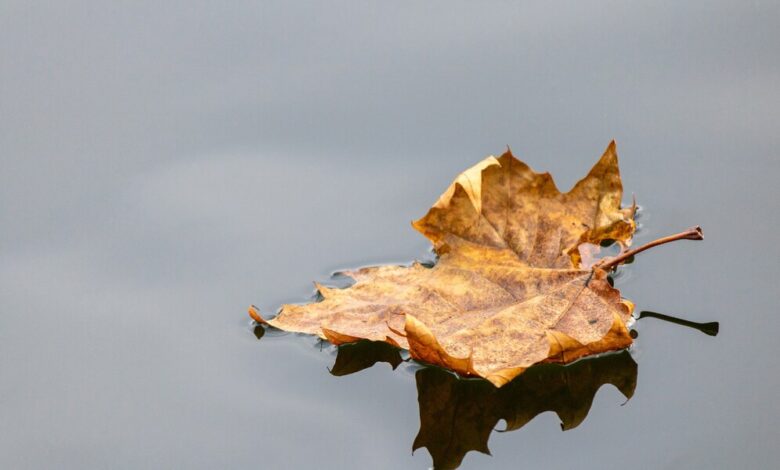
[2, 1, 779, 468]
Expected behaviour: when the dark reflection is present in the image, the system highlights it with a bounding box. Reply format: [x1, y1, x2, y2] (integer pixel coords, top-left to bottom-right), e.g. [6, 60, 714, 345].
[638, 311, 720, 336]
[329, 340, 403, 376]
[412, 352, 637, 469]
[253, 325, 265, 340]
[329, 343, 636, 469]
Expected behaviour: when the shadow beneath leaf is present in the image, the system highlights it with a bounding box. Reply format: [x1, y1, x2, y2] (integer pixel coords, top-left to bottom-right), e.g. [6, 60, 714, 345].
[412, 351, 637, 469]
[328, 342, 636, 469]
[253, 325, 265, 340]
[328, 340, 403, 376]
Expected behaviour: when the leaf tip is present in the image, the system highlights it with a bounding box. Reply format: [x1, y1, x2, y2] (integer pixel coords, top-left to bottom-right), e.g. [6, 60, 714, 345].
[485, 367, 525, 388]
[687, 226, 704, 240]
[248, 305, 266, 324]
[321, 327, 361, 345]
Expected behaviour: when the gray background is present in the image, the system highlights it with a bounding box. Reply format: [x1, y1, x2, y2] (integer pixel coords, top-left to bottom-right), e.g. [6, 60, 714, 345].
[1, 1, 778, 468]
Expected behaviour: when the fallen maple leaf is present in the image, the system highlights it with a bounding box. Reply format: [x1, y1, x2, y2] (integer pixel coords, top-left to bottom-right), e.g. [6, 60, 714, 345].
[250, 141, 702, 386]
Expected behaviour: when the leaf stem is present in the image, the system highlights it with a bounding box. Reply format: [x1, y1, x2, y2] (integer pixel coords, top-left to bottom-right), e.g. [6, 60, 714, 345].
[595, 226, 703, 271]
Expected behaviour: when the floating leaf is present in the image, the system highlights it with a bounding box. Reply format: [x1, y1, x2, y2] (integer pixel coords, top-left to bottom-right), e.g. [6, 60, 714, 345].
[250, 142, 701, 386]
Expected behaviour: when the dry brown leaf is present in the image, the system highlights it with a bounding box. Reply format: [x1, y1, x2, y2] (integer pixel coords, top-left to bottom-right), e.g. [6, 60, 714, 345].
[251, 142, 651, 386]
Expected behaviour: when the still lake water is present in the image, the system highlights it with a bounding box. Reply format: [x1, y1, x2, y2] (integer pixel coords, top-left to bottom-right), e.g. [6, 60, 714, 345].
[2, 1, 779, 468]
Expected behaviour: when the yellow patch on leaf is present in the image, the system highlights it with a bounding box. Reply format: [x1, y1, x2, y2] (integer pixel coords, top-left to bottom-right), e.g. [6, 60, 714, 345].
[251, 141, 639, 387]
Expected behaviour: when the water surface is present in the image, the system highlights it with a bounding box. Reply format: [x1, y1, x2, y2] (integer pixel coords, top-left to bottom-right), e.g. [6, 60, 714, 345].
[1, 1, 778, 468]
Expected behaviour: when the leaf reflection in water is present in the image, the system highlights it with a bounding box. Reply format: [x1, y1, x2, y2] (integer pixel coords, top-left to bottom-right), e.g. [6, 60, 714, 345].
[328, 340, 636, 469]
[251, 308, 718, 469]
[328, 340, 403, 376]
[412, 351, 637, 469]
